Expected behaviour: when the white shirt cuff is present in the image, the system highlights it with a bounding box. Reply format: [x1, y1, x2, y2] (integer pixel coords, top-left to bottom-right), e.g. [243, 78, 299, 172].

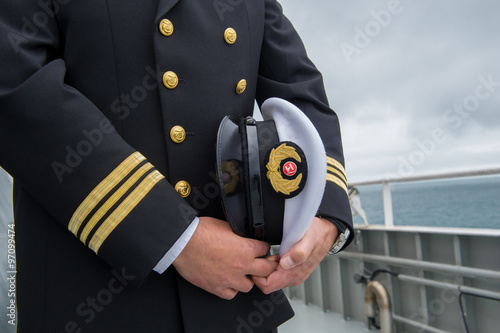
[153, 217, 199, 274]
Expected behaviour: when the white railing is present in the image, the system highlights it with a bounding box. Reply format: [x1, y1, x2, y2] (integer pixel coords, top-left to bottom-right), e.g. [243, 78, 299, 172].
[287, 167, 500, 333]
[349, 166, 500, 228]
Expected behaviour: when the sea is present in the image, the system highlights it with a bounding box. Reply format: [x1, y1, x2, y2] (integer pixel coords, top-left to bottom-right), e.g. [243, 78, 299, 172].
[352, 174, 500, 229]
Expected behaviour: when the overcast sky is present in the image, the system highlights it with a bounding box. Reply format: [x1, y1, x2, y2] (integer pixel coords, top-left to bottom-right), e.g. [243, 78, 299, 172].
[280, 0, 500, 182]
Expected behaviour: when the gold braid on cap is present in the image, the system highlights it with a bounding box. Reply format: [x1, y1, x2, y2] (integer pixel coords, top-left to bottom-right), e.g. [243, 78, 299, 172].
[266, 143, 302, 195]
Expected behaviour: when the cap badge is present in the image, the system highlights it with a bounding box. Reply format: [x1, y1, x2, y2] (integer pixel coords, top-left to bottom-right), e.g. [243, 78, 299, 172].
[266, 142, 307, 197]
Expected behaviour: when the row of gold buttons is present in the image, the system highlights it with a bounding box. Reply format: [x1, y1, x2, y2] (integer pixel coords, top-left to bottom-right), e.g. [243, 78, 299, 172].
[163, 71, 246, 94]
[158, 19, 190, 198]
[171, 125, 189, 196]
[158, 20, 244, 198]
[161, 19, 237, 45]
[159, 20, 246, 93]
[226, 26, 246, 94]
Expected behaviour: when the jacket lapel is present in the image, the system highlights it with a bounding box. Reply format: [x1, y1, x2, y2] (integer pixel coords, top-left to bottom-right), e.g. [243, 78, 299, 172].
[156, 0, 180, 22]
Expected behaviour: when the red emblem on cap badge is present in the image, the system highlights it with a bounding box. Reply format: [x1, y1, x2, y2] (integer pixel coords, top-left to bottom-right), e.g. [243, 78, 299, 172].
[283, 161, 297, 177]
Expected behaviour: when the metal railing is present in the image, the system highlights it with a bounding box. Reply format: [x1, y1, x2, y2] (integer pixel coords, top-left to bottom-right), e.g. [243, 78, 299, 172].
[287, 167, 500, 333]
[349, 166, 500, 228]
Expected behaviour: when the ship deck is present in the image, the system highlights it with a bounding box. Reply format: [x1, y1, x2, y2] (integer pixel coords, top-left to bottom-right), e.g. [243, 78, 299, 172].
[281, 298, 370, 333]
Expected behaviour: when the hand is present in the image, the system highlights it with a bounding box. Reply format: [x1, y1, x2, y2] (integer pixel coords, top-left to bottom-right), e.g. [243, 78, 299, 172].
[172, 217, 279, 300]
[252, 217, 338, 294]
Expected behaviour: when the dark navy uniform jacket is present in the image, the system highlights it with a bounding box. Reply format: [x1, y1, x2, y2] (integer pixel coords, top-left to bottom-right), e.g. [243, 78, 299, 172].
[0, 0, 352, 332]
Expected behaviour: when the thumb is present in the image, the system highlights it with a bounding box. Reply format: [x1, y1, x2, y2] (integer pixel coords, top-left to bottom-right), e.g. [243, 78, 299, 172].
[279, 236, 315, 270]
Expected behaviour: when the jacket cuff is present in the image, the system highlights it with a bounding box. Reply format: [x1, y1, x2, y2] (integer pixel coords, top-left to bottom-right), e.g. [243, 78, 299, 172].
[67, 151, 197, 285]
[316, 155, 353, 251]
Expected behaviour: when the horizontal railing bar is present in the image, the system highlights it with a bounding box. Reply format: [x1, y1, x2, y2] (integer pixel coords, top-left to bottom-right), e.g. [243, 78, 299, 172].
[337, 252, 500, 281]
[392, 314, 451, 333]
[398, 275, 500, 301]
[349, 166, 500, 187]
[353, 224, 500, 237]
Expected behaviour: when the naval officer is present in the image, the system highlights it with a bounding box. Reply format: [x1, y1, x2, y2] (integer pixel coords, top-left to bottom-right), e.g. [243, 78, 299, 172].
[0, 0, 353, 331]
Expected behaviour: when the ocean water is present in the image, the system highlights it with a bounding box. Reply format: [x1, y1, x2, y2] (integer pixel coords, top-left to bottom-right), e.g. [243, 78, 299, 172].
[352, 174, 500, 229]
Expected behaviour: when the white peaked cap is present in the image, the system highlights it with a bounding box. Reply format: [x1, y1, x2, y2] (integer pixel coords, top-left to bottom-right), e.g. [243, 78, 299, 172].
[261, 98, 327, 257]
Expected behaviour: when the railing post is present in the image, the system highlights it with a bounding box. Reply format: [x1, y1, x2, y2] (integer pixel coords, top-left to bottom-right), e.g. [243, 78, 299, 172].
[382, 182, 394, 227]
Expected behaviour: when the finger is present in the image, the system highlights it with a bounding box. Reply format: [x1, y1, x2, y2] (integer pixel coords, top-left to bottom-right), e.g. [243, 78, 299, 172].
[232, 276, 255, 294]
[256, 264, 309, 293]
[249, 257, 279, 277]
[241, 276, 255, 293]
[251, 275, 267, 291]
[279, 235, 315, 270]
[252, 269, 286, 294]
[263, 254, 280, 262]
[246, 239, 271, 258]
[219, 288, 239, 300]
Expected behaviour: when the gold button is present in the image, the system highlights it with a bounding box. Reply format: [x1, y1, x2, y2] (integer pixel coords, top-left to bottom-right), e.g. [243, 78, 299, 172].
[159, 19, 174, 36]
[235, 79, 247, 94]
[170, 125, 186, 143]
[224, 28, 237, 45]
[163, 71, 178, 89]
[175, 180, 191, 198]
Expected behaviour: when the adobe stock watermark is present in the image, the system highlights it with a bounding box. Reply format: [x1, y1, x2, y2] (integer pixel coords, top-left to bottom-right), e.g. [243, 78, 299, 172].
[7, 0, 71, 54]
[213, 0, 244, 22]
[51, 65, 161, 183]
[51, 118, 115, 183]
[442, 74, 499, 129]
[401, 281, 461, 333]
[385, 73, 499, 180]
[228, 291, 288, 333]
[110, 65, 160, 120]
[53, 267, 135, 333]
[5, 223, 16, 327]
[340, 0, 411, 64]
[189, 170, 221, 212]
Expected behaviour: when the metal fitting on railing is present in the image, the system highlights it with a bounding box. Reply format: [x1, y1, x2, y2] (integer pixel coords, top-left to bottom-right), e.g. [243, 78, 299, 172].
[364, 280, 393, 333]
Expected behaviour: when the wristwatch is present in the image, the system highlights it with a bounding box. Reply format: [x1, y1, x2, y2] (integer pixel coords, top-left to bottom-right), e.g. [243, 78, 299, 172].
[327, 218, 351, 255]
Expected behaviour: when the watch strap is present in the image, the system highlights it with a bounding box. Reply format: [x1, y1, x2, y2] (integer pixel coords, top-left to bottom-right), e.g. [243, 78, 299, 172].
[318, 216, 351, 254]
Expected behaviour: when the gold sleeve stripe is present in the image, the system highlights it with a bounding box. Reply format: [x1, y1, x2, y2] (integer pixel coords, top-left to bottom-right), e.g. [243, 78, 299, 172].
[327, 165, 347, 185]
[79, 162, 154, 243]
[326, 156, 346, 177]
[68, 152, 146, 235]
[88, 170, 165, 254]
[327, 174, 348, 196]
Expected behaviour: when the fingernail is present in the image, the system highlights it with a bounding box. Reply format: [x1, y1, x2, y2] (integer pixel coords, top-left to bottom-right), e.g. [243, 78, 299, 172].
[265, 255, 279, 262]
[281, 256, 294, 270]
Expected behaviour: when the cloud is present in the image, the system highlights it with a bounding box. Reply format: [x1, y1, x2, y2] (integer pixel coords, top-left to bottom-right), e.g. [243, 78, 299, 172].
[281, 0, 500, 181]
